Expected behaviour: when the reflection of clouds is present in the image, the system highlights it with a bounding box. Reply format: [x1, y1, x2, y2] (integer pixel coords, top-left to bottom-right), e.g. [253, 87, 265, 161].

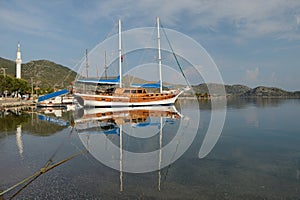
[245, 108, 259, 127]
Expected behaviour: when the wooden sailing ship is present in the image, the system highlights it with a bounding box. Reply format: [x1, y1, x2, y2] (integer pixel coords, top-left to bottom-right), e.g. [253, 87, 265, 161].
[74, 17, 184, 107]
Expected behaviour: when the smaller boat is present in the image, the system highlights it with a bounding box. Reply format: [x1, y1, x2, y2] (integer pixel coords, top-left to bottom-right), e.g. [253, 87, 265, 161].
[36, 89, 74, 108]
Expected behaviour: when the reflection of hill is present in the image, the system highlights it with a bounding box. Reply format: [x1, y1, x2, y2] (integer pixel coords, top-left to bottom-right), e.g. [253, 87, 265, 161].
[22, 119, 67, 136]
[0, 112, 30, 135]
[23, 109, 73, 136]
[0, 109, 69, 137]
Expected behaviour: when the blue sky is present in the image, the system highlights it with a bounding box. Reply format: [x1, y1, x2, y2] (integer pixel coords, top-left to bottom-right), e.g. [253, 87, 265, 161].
[0, 0, 300, 90]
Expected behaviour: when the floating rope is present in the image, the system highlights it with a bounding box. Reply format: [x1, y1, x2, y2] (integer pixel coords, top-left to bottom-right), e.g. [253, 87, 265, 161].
[0, 151, 83, 198]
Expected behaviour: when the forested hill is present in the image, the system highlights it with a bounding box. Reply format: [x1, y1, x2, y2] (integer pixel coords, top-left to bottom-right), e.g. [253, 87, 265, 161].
[0, 57, 77, 89]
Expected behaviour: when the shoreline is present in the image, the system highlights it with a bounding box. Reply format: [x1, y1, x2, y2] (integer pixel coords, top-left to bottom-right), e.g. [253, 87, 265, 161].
[0, 98, 35, 108]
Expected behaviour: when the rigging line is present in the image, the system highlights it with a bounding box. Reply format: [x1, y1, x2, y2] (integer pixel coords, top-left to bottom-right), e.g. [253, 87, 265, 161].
[0, 151, 83, 197]
[160, 23, 191, 88]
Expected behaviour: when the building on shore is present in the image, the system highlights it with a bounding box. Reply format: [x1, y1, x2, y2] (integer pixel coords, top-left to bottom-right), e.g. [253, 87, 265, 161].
[16, 41, 22, 79]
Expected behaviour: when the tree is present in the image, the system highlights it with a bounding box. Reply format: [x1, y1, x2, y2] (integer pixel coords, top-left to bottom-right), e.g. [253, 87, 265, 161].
[0, 75, 30, 97]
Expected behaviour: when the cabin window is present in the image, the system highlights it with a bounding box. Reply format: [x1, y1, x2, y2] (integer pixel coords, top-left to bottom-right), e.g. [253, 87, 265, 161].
[124, 90, 130, 93]
[131, 90, 137, 93]
[137, 90, 143, 93]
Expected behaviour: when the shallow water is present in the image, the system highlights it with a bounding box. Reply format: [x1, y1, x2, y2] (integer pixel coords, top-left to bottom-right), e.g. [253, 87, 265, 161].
[0, 98, 300, 199]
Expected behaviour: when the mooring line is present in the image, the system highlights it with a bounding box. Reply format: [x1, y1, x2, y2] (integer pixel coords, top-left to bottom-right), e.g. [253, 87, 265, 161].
[0, 151, 83, 197]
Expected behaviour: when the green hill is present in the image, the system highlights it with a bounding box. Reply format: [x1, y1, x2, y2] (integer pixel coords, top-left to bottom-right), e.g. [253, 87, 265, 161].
[0, 57, 77, 90]
[0, 57, 15, 75]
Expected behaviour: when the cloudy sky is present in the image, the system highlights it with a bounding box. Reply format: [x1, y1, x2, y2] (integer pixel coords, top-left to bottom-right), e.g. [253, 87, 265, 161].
[0, 0, 300, 90]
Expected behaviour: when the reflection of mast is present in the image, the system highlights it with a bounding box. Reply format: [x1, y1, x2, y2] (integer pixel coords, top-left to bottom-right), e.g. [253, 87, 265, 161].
[16, 125, 23, 158]
[158, 117, 162, 191]
[120, 124, 123, 192]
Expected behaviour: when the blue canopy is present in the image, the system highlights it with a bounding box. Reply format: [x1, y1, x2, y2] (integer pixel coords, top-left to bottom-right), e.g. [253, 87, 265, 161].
[76, 76, 120, 85]
[131, 81, 161, 88]
[131, 81, 174, 89]
[38, 89, 69, 102]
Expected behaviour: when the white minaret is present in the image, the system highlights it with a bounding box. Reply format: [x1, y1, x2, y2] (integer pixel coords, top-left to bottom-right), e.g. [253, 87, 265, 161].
[16, 41, 22, 79]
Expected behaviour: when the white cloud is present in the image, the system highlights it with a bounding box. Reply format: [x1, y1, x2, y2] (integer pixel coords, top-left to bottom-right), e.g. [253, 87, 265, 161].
[2, 0, 300, 41]
[78, 0, 300, 40]
[245, 67, 259, 82]
[296, 15, 300, 25]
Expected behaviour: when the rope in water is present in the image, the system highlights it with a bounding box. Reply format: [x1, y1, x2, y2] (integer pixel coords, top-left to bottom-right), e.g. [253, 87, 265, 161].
[0, 151, 82, 197]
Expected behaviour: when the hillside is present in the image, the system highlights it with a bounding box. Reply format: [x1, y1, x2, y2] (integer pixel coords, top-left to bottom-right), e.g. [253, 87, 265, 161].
[240, 86, 300, 98]
[192, 83, 300, 98]
[0, 57, 77, 89]
[1, 57, 299, 97]
[192, 83, 251, 96]
[0, 57, 15, 75]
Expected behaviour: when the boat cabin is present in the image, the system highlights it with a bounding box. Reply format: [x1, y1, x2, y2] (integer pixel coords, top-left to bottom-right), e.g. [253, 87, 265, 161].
[114, 88, 147, 94]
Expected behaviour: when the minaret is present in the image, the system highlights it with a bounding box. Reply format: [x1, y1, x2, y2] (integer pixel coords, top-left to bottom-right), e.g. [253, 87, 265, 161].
[16, 41, 22, 79]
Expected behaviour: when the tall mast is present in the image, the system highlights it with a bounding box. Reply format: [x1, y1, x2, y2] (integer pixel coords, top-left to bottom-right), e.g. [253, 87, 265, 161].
[85, 49, 89, 79]
[104, 51, 107, 79]
[118, 19, 122, 88]
[157, 17, 162, 93]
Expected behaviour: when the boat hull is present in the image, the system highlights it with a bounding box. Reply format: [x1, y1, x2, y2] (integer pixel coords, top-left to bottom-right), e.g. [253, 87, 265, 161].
[74, 91, 183, 107]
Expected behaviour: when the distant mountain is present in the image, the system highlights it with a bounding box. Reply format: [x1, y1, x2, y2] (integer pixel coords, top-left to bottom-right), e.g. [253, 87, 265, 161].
[240, 86, 300, 98]
[192, 83, 300, 98]
[192, 83, 251, 96]
[0, 57, 77, 89]
[1, 57, 299, 97]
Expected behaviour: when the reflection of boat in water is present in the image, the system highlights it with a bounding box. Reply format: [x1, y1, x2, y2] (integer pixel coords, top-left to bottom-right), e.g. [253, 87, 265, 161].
[74, 105, 182, 191]
[74, 105, 181, 134]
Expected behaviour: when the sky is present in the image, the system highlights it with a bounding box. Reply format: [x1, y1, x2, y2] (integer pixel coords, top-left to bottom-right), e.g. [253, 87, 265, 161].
[0, 0, 300, 90]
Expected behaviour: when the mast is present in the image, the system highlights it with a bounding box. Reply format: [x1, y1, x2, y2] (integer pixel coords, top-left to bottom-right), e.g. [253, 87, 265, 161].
[118, 19, 122, 88]
[85, 49, 89, 79]
[104, 51, 107, 79]
[157, 17, 163, 93]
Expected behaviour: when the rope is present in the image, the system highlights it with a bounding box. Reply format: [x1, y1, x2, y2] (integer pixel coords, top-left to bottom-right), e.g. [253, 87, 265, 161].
[0, 151, 82, 197]
[160, 23, 191, 88]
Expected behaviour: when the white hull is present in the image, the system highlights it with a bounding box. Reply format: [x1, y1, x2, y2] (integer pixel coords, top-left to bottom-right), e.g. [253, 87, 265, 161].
[74, 90, 183, 107]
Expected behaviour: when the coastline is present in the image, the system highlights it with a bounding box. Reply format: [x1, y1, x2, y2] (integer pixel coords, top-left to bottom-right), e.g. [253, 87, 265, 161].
[0, 98, 35, 108]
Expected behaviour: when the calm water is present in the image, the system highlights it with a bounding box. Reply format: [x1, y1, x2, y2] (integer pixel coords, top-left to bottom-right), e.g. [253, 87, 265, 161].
[0, 98, 300, 199]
